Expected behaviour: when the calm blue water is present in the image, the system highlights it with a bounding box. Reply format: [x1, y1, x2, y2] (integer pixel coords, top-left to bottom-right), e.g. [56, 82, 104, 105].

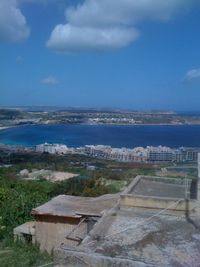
[0, 124, 200, 148]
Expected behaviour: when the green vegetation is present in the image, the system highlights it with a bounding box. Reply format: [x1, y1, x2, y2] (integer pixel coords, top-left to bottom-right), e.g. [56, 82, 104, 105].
[155, 163, 198, 180]
[0, 167, 109, 240]
[0, 166, 54, 266]
[0, 109, 22, 120]
[0, 241, 52, 267]
[100, 178, 127, 193]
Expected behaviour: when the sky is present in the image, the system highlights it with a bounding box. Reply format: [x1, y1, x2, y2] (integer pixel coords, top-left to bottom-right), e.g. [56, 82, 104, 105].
[1, 0, 200, 111]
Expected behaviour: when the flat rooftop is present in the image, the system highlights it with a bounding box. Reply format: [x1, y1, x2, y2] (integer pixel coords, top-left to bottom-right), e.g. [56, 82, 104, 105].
[124, 176, 191, 200]
[31, 194, 119, 218]
[76, 207, 200, 266]
[130, 178, 186, 198]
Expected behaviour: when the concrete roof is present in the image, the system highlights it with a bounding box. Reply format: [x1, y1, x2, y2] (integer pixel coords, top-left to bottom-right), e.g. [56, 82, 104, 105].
[124, 176, 191, 199]
[130, 178, 186, 198]
[31, 194, 119, 218]
[78, 207, 200, 267]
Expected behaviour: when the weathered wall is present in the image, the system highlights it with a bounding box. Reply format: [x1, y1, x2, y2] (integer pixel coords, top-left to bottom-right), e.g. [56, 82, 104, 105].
[13, 221, 36, 244]
[120, 195, 193, 211]
[35, 216, 88, 254]
[53, 247, 153, 267]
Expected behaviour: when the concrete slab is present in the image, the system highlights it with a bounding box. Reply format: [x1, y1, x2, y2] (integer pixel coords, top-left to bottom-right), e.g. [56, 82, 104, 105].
[130, 179, 186, 198]
[67, 207, 200, 267]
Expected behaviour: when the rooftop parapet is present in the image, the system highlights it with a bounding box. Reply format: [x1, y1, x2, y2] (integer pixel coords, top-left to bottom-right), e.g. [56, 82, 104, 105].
[120, 175, 195, 212]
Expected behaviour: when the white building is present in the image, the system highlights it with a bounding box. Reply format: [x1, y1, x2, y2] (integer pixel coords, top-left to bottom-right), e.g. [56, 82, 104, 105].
[36, 143, 70, 155]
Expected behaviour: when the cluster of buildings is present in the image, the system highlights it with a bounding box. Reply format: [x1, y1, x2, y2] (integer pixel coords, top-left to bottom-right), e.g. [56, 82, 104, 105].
[82, 145, 200, 162]
[35, 143, 200, 163]
[88, 117, 138, 124]
[82, 145, 148, 162]
[36, 143, 74, 154]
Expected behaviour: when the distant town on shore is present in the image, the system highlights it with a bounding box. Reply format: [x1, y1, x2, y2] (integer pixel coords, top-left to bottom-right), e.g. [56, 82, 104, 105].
[1, 107, 200, 129]
[1, 142, 199, 164]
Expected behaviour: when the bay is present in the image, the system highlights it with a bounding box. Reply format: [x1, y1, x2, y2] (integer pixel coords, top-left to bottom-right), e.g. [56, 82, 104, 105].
[0, 124, 200, 148]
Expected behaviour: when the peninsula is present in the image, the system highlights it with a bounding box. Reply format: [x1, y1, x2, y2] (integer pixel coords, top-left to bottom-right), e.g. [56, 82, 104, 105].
[1, 108, 200, 128]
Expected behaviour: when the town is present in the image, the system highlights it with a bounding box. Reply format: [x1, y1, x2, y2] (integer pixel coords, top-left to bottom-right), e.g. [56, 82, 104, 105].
[36, 143, 199, 163]
[1, 108, 200, 129]
[1, 142, 199, 163]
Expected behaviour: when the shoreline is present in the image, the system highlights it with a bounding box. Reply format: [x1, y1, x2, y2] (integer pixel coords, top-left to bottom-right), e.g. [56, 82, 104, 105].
[1, 122, 200, 130]
[0, 126, 13, 131]
[84, 122, 200, 126]
[0, 141, 200, 150]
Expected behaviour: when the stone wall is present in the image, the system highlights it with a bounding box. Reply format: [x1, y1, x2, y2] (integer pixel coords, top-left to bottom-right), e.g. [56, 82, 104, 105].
[53, 247, 153, 267]
[35, 216, 88, 254]
[120, 194, 194, 212]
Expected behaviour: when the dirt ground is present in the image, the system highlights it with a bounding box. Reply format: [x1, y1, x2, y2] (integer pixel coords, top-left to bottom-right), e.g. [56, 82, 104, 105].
[19, 169, 78, 182]
[49, 171, 79, 181]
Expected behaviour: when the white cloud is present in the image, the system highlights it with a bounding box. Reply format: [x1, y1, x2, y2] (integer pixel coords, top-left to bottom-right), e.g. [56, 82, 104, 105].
[0, 0, 30, 43]
[47, 0, 197, 53]
[185, 68, 200, 80]
[41, 76, 60, 85]
[65, 0, 194, 27]
[47, 25, 139, 52]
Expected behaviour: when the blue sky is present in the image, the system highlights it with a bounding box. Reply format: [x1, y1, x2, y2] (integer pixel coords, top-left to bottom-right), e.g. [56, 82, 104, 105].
[1, 0, 200, 110]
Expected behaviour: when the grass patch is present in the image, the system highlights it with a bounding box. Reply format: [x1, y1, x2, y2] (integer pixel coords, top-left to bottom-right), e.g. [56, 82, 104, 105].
[0, 240, 52, 267]
[100, 178, 127, 193]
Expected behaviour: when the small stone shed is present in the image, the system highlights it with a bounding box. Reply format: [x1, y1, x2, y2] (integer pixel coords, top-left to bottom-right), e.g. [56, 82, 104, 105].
[14, 194, 118, 254]
[13, 221, 35, 243]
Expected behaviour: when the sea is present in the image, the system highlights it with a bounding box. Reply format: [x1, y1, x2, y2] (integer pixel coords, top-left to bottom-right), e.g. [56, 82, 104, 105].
[0, 124, 200, 148]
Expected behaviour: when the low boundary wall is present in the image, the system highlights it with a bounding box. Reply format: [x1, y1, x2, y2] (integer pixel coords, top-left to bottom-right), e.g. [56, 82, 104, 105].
[54, 247, 153, 267]
[120, 175, 194, 212]
[120, 194, 193, 211]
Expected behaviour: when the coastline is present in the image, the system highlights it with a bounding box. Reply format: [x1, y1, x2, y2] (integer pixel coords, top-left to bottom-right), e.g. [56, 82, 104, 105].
[1, 122, 200, 130]
[84, 122, 200, 126]
[0, 126, 13, 131]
